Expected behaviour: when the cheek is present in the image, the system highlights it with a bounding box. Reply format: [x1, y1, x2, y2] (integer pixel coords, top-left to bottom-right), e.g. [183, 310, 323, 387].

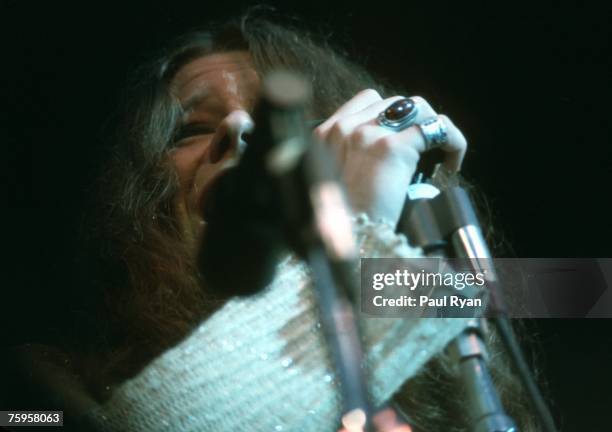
[170, 141, 210, 248]
[170, 140, 210, 190]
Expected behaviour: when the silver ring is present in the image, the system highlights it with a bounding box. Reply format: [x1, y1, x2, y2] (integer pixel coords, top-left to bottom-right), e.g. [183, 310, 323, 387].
[377, 98, 419, 131]
[418, 116, 448, 151]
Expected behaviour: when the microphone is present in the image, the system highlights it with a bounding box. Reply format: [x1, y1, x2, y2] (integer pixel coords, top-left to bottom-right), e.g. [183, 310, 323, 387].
[197, 71, 311, 296]
[397, 171, 503, 314]
[396, 174, 518, 431]
[397, 169, 557, 432]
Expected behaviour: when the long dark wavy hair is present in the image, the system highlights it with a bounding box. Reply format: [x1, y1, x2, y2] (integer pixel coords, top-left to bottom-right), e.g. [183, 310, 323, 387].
[74, 11, 539, 431]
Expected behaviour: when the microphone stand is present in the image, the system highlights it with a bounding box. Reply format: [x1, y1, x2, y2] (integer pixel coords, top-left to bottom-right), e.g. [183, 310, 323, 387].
[260, 71, 383, 432]
[398, 169, 558, 432]
[397, 175, 519, 432]
[450, 320, 518, 432]
[201, 69, 412, 431]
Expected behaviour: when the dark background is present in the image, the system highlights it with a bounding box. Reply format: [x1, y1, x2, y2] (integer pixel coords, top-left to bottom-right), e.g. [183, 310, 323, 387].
[2, 1, 611, 430]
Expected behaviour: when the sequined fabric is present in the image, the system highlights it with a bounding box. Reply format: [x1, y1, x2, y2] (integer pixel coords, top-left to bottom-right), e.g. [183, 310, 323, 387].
[87, 215, 469, 431]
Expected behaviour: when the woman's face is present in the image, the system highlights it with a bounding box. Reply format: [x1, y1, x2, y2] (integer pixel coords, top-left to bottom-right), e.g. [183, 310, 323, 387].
[169, 51, 260, 242]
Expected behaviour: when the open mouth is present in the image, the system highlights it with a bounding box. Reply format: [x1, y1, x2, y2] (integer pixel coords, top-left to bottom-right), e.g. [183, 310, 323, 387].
[197, 167, 236, 223]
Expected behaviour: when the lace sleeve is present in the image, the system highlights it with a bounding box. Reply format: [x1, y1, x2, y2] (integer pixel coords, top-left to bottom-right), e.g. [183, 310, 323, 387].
[86, 216, 469, 432]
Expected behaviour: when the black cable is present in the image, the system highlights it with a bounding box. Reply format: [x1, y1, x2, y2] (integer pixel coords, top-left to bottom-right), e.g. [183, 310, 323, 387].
[493, 316, 557, 432]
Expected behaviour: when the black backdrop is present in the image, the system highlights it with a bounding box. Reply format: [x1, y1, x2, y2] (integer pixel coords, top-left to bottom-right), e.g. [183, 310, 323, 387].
[2, 1, 611, 430]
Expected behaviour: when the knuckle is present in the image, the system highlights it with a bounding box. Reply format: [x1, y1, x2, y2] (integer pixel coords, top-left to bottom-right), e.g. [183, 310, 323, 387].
[330, 121, 351, 139]
[411, 95, 427, 105]
[455, 132, 468, 150]
[439, 114, 468, 148]
[438, 114, 451, 123]
[373, 136, 394, 154]
[358, 88, 382, 100]
[350, 126, 369, 146]
[312, 126, 327, 141]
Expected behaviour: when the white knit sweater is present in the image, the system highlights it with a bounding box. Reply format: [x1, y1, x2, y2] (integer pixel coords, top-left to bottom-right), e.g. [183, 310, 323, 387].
[86, 215, 469, 431]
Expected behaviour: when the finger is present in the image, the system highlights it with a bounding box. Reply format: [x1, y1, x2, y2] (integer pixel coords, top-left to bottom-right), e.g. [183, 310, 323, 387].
[438, 114, 467, 172]
[344, 124, 397, 152]
[323, 95, 405, 146]
[404, 96, 438, 126]
[319, 95, 436, 166]
[379, 114, 467, 171]
[359, 95, 439, 130]
[323, 95, 437, 144]
[315, 88, 382, 136]
[390, 99, 466, 171]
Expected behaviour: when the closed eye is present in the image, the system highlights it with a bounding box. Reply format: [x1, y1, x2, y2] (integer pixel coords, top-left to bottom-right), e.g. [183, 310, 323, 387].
[174, 123, 216, 143]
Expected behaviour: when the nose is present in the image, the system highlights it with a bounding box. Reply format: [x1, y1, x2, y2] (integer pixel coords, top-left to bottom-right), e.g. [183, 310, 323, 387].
[209, 110, 254, 164]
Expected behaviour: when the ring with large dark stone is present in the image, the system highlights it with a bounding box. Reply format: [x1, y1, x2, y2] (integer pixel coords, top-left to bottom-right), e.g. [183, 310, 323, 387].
[418, 116, 448, 151]
[377, 98, 419, 131]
